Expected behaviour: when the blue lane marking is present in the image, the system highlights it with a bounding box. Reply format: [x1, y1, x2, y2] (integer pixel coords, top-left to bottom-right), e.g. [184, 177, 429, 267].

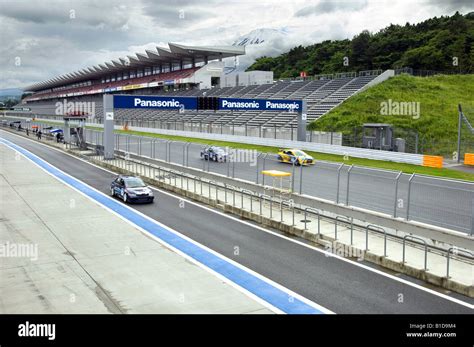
[0, 137, 326, 314]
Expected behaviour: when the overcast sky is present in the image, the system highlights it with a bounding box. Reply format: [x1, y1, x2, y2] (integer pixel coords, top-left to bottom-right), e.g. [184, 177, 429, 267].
[0, 0, 472, 90]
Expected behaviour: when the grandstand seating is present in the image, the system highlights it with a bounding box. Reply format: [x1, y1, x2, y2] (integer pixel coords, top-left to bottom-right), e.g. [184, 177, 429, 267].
[22, 71, 379, 129]
[23, 68, 199, 102]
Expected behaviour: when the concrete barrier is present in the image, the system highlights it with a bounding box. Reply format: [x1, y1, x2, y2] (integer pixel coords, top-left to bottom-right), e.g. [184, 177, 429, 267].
[423, 155, 443, 168]
[464, 153, 474, 166]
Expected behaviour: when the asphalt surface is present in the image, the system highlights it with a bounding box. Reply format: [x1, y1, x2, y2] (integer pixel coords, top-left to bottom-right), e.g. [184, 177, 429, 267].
[1, 129, 472, 314]
[108, 132, 474, 235]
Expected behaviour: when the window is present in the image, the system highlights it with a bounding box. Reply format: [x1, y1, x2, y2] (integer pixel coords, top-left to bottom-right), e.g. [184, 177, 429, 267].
[124, 177, 146, 188]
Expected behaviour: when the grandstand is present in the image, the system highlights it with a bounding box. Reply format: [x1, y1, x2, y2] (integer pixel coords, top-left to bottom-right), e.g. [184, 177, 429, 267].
[15, 43, 389, 136]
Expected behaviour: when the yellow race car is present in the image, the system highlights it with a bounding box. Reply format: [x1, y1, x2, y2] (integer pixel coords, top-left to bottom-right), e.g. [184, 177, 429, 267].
[277, 149, 315, 166]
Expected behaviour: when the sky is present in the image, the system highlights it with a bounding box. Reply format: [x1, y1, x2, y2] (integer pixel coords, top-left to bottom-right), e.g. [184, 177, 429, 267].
[0, 0, 473, 90]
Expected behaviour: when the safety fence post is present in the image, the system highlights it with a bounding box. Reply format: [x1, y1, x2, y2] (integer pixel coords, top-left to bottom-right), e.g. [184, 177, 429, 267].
[346, 165, 354, 206]
[336, 163, 344, 203]
[393, 171, 402, 217]
[406, 174, 416, 220]
[402, 235, 428, 271]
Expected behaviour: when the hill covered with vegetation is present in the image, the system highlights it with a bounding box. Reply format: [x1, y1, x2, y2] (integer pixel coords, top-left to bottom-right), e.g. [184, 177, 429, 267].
[307, 74, 474, 156]
[247, 12, 474, 77]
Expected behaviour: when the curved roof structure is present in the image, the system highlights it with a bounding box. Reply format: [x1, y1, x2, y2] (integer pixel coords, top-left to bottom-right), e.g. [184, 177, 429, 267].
[26, 43, 245, 92]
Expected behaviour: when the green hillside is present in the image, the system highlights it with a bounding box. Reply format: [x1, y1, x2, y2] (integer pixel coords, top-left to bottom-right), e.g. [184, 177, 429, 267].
[307, 74, 474, 156]
[248, 12, 474, 77]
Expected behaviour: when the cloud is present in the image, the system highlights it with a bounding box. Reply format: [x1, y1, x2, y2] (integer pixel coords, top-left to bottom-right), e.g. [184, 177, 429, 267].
[427, 0, 474, 12]
[295, 0, 368, 17]
[0, 0, 472, 90]
[140, 0, 216, 27]
[0, 0, 131, 28]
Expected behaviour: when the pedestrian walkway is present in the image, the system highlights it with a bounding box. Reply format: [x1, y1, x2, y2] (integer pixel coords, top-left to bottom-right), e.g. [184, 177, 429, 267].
[0, 144, 272, 314]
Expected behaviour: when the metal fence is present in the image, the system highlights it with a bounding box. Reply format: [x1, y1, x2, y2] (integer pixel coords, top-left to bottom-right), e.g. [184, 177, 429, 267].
[85, 146, 474, 280]
[107, 126, 421, 164]
[112, 118, 341, 144]
[81, 129, 474, 235]
[394, 67, 472, 77]
[343, 126, 474, 157]
[4, 111, 342, 144]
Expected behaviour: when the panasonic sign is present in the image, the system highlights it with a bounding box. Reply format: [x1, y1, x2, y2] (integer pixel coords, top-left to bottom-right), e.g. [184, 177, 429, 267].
[113, 95, 197, 110]
[219, 98, 302, 112]
[134, 98, 181, 108]
[221, 100, 260, 109]
[265, 100, 301, 111]
[112, 95, 301, 112]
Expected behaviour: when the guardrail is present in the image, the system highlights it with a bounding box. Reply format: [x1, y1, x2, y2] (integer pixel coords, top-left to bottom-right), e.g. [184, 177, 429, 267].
[446, 248, 474, 279]
[303, 207, 321, 235]
[359, 69, 383, 77]
[403, 235, 428, 271]
[365, 225, 387, 256]
[335, 216, 353, 242]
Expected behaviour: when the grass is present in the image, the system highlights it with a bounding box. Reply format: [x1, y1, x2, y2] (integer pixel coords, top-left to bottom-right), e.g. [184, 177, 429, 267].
[308, 74, 474, 157]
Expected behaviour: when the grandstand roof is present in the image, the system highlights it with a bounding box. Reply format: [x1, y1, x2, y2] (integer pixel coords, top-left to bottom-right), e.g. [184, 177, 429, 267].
[26, 43, 245, 92]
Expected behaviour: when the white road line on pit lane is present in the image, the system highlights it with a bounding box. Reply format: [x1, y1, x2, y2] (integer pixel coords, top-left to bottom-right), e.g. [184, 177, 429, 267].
[153, 189, 474, 309]
[0, 136, 333, 314]
[3, 129, 473, 310]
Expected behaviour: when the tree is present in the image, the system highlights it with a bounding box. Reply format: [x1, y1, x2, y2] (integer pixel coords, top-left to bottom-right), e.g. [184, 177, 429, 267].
[246, 13, 474, 77]
[351, 30, 373, 70]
